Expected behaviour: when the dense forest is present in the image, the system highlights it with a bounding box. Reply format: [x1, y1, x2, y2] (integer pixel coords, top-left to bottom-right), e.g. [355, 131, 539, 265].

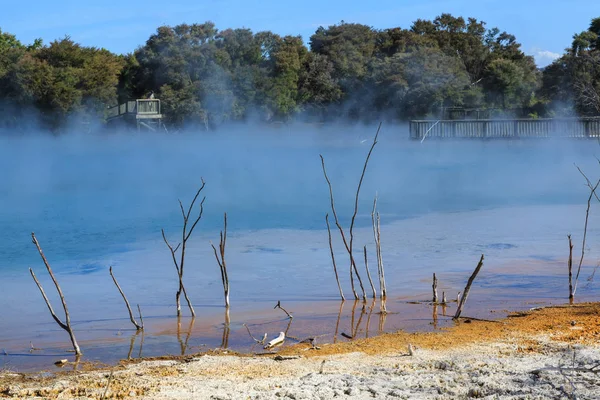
[1, 14, 600, 131]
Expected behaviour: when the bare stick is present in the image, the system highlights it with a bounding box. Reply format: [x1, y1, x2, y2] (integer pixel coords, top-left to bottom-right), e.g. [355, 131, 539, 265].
[372, 195, 387, 298]
[432, 273, 438, 303]
[568, 235, 574, 301]
[363, 246, 377, 298]
[573, 167, 599, 298]
[109, 266, 143, 330]
[30, 233, 81, 356]
[320, 155, 359, 300]
[454, 254, 484, 320]
[274, 300, 293, 319]
[326, 214, 344, 301]
[211, 213, 230, 308]
[376, 213, 387, 297]
[348, 122, 381, 300]
[221, 307, 230, 349]
[320, 124, 381, 301]
[162, 179, 206, 317]
[371, 196, 383, 298]
[137, 304, 144, 328]
[442, 291, 447, 304]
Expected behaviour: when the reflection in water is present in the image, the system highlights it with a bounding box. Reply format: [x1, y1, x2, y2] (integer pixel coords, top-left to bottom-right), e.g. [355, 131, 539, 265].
[352, 301, 366, 338]
[378, 298, 388, 334]
[365, 298, 376, 338]
[335, 299, 389, 340]
[177, 316, 196, 356]
[432, 304, 438, 329]
[126, 330, 144, 360]
[71, 355, 81, 371]
[221, 307, 230, 349]
[334, 301, 345, 343]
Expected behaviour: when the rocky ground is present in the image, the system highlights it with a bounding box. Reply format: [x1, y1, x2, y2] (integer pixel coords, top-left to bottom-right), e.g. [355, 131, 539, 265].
[1, 303, 599, 399]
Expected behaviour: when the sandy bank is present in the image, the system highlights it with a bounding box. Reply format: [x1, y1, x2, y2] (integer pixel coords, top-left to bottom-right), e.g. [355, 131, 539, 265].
[1, 303, 599, 399]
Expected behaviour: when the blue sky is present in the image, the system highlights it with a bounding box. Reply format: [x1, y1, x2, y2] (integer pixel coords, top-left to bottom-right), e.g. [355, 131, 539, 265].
[1, 0, 599, 67]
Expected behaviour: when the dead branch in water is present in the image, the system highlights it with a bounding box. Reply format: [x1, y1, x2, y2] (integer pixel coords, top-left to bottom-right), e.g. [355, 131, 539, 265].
[432, 273, 438, 303]
[162, 179, 206, 317]
[326, 214, 344, 301]
[364, 246, 376, 298]
[320, 155, 359, 300]
[573, 166, 600, 299]
[211, 213, 230, 308]
[243, 324, 267, 345]
[109, 266, 143, 330]
[221, 307, 230, 349]
[30, 233, 81, 356]
[348, 122, 382, 300]
[568, 235, 574, 301]
[274, 300, 293, 319]
[371, 195, 387, 298]
[320, 123, 381, 301]
[453, 254, 485, 320]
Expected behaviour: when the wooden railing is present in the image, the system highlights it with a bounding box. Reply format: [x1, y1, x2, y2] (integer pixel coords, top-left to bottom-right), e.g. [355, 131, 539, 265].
[410, 117, 600, 140]
[107, 99, 161, 120]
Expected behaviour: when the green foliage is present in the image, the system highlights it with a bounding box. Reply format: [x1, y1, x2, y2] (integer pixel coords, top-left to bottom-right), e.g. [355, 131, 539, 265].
[0, 33, 122, 129]
[11, 13, 600, 130]
[539, 17, 600, 116]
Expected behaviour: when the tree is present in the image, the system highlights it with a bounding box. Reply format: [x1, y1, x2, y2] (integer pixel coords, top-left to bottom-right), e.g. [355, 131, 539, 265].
[540, 17, 600, 116]
[310, 22, 377, 91]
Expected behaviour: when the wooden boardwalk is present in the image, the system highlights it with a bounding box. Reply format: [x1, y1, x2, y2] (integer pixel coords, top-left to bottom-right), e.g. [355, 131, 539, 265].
[106, 99, 163, 131]
[409, 117, 600, 140]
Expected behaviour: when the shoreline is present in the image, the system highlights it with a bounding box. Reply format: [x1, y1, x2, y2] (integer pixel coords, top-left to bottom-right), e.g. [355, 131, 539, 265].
[1, 302, 599, 399]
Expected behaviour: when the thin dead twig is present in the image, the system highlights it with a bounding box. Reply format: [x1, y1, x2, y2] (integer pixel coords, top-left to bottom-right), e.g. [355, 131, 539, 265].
[211, 212, 229, 308]
[162, 179, 206, 317]
[568, 235, 574, 301]
[30, 233, 81, 356]
[432, 273, 438, 303]
[372, 195, 387, 298]
[363, 246, 376, 299]
[274, 300, 293, 319]
[573, 166, 600, 298]
[320, 123, 381, 301]
[109, 266, 143, 330]
[326, 214, 344, 301]
[243, 324, 267, 344]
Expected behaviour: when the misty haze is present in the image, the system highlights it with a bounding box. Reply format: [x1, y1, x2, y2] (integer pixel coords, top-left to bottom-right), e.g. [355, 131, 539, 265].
[1, 4, 600, 397]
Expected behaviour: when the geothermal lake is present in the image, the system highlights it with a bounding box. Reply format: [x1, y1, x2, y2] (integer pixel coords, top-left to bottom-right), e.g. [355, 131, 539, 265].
[1, 125, 600, 371]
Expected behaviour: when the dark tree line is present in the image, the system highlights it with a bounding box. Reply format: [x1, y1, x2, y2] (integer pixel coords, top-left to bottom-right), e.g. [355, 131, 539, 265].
[1, 14, 599, 131]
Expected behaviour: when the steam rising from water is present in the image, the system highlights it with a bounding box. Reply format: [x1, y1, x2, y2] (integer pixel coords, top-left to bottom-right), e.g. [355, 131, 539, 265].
[0, 125, 598, 269]
[2, 125, 600, 370]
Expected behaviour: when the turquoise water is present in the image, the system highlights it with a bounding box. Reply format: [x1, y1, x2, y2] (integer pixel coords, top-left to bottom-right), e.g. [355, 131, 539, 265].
[1, 126, 600, 371]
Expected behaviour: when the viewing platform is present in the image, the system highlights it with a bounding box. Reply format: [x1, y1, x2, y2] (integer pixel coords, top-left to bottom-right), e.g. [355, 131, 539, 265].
[409, 117, 600, 140]
[106, 99, 162, 131]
